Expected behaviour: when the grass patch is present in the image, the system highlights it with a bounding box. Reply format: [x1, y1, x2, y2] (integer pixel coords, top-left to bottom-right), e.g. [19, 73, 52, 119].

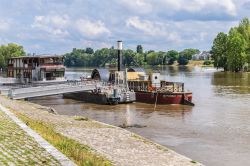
[15, 112, 112, 166]
[190, 160, 197, 164]
[74, 116, 89, 121]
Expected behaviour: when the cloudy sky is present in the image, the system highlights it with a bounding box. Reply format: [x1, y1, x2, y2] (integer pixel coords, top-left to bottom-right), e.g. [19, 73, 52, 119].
[0, 0, 250, 54]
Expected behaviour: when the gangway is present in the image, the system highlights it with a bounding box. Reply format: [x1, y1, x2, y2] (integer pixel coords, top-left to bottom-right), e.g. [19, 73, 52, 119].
[7, 81, 102, 100]
[0, 77, 19, 84]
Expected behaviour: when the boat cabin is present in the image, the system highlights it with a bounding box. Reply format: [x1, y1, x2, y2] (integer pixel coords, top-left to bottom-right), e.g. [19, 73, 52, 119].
[7, 55, 65, 83]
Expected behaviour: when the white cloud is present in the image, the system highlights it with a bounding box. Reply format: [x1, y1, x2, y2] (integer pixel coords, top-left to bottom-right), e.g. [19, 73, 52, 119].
[0, 20, 10, 31]
[117, 0, 237, 16]
[126, 16, 166, 36]
[31, 15, 70, 37]
[80, 39, 112, 49]
[126, 16, 182, 41]
[118, 0, 152, 14]
[75, 19, 110, 37]
[0, 0, 245, 53]
[126, 16, 183, 46]
[158, 0, 237, 16]
[125, 16, 240, 50]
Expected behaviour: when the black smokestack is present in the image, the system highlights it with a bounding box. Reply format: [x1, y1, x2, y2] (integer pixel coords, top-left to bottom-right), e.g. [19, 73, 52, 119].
[117, 40, 123, 71]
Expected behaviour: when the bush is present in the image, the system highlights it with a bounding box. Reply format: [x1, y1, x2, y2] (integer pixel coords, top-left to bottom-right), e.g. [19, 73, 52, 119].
[178, 57, 189, 65]
[167, 57, 175, 65]
[203, 60, 212, 65]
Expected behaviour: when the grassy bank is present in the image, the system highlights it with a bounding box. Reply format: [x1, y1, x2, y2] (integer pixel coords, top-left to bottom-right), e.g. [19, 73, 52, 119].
[187, 60, 213, 67]
[14, 111, 112, 166]
[141, 60, 214, 69]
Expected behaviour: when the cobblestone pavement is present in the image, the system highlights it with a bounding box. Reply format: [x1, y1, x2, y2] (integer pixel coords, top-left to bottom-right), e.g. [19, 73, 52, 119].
[0, 96, 203, 166]
[0, 110, 60, 166]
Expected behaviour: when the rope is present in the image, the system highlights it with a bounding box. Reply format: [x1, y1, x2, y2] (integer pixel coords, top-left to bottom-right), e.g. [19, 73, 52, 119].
[154, 91, 159, 111]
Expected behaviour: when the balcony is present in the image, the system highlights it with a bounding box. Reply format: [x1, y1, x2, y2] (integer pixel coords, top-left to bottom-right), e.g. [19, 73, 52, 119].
[40, 64, 65, 70]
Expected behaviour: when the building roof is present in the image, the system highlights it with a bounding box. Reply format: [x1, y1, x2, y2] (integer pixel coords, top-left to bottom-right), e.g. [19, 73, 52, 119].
[91, 68, 110, 82]
[9, 54, 64, 59]
[127, 67, 145, 73]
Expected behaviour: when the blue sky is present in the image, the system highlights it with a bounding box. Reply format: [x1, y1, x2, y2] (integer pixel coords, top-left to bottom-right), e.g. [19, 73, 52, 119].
[0, 0, 250, 54]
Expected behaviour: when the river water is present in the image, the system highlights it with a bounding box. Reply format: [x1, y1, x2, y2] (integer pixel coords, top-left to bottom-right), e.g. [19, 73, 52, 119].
[30, 66, 250, 166]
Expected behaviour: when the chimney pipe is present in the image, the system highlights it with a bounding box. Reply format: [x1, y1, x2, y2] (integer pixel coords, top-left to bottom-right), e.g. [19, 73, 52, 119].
[117, 40, 123, 71]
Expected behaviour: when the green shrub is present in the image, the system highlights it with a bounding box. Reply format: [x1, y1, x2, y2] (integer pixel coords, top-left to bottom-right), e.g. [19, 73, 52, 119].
[203, 60, 212, 65]
[178, 57, 189, 65]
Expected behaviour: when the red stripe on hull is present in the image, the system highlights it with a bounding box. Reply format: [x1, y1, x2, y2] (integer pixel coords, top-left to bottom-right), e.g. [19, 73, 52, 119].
[135, 91, 193, 104]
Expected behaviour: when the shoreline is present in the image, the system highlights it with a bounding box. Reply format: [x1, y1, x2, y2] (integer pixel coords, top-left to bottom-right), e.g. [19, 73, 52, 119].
[0, 95, 203, 166]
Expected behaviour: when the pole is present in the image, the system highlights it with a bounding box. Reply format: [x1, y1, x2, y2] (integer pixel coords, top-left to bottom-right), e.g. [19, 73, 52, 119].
[117, 41, 123, 71]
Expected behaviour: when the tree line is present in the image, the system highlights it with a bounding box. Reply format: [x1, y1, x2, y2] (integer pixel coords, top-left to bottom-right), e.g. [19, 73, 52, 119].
[212, 17, 250, 72]
[0, 42, 201, 69]
[64, 46, 200, 67]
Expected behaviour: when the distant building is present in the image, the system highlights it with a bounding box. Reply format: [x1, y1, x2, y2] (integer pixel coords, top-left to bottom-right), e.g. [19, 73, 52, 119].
[7, 55, 65, 83]
[192, 51, 211, 60]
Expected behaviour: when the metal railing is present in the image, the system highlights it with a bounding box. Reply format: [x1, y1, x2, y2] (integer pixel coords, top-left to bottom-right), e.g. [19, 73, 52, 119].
[128, 82, 184, 93]
[8, 80, 104, 100]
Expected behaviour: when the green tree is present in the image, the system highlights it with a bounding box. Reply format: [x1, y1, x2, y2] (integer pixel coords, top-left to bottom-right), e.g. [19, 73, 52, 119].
[179, 48, 200, 60]
[85, 47, 94, 54]
[0, 55, 5, 68]
[237, 17, 250, 64]
[227, 28, 247, 72]
[93, 48, 111, 67]
[0, 43, 25, 68]
[211, 32, 228, 70]
[157, 51, 166, 65]
[211, 17, 250, 72]
[178, 56, 189, 65]
[166, 50, 179, 65]
[134, 53, 144, 66]
[146, 51, 158, 65]
[136, 45, 143, 54]
[123, 49, 136, 66]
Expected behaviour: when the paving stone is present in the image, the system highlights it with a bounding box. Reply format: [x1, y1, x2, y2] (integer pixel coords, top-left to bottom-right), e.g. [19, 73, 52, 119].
[0, 110, 61, 165]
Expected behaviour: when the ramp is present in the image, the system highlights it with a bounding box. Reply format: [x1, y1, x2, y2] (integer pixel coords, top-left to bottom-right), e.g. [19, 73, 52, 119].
[8, 81, 101, 100]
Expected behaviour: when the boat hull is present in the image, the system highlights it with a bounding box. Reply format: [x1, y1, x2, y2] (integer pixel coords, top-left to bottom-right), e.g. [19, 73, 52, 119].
[135, 91, 193, 105]
[63, 91, 136, 105]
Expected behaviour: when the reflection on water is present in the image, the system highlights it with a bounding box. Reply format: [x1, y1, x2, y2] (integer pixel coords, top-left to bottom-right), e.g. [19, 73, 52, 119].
[212, 72, 250, 94]
[30, 66, 250, 166]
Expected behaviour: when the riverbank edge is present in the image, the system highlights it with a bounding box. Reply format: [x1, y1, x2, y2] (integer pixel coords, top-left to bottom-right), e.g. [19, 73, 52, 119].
[0, 104, 76, 166]
[0, 95, 203, 166]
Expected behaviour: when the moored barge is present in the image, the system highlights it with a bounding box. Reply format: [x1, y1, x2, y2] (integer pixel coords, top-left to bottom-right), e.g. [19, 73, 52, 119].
[126, 69, 194, 106]
[63, 41, 136, 105]
[89, 41, 194, 106]
[90, 68, 194, 106]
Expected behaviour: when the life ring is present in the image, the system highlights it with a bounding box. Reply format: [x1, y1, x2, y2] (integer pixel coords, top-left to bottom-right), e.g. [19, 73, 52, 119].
[148, 86, 153, 91]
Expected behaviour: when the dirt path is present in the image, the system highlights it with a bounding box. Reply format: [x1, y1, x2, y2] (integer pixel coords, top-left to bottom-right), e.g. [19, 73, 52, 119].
[0, 95, 203, 166]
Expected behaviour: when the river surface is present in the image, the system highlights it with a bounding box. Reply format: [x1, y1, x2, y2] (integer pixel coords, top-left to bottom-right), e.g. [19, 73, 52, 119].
[30, 66, 250, 166]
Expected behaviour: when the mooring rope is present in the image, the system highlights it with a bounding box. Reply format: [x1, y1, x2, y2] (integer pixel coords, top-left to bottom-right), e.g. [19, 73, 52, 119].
[154, 91, 159, 111]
